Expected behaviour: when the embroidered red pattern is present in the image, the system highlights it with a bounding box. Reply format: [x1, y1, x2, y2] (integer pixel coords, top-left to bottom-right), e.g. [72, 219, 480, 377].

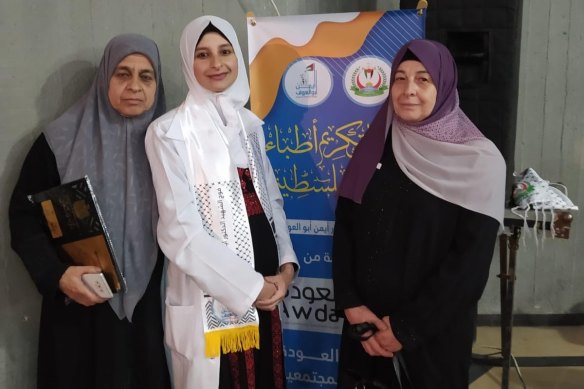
[244, 349, 256, 389]
[238, 168, 264, 217]
[271, 310, 285, 389]
[227, 352, 241, 389]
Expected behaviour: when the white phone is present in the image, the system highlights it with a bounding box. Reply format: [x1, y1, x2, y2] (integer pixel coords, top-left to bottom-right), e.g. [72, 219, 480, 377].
[82, 273, 114, 299]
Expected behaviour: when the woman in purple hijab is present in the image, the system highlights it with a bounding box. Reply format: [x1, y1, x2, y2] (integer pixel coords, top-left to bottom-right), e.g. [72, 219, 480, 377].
[9, 34, 170, 389]
[332, 39, 505, 388]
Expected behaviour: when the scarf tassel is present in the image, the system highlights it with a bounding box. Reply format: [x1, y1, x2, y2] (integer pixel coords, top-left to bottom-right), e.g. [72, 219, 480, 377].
[204, 324, 260, 358]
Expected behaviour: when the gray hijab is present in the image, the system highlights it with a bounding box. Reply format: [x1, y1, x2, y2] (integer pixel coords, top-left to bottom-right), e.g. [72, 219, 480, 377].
[44, 34, 166, 320]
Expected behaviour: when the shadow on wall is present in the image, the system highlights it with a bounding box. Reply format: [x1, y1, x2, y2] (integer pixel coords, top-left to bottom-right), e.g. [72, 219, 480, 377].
[0, 59, 95, 389]
[36, 60, 96, 126]
[1, 59, 96, 224]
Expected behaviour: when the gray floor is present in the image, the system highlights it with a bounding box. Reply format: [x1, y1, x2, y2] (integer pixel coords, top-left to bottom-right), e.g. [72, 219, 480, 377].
[470, 326, 584, 388]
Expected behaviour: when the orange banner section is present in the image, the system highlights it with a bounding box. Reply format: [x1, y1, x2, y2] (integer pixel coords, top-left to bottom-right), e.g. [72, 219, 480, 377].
[249, 12, 383, 120]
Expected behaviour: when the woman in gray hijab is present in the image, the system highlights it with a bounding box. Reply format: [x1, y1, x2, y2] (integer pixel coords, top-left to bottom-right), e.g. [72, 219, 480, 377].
[9, 34, 170, 389]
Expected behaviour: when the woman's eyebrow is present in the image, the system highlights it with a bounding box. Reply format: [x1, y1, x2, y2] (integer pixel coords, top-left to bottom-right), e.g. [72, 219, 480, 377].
[196, 44, 233, 51]
[395, 69, 431, 75]
[114, 65, 132, 72]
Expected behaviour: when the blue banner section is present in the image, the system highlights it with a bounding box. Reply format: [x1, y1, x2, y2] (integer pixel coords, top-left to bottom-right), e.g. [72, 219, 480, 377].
[283, 330, 341, 387]
[248, 9, 424, 387]
[265, 11, 425, 219]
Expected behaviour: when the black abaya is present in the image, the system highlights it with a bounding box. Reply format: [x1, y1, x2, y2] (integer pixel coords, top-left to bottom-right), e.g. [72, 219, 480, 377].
[9, 134, 170, 389]
[333, 135, 499, 389]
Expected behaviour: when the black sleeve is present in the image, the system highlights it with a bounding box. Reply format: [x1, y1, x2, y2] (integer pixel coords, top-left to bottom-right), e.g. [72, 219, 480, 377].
[332, 196, 364, 312]
[9, 134, 69, 297]
[391, 208, 499, 350]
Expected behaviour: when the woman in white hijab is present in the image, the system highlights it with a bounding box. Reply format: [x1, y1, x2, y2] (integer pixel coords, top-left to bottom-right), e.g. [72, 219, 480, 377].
[145, 16, 298, 388]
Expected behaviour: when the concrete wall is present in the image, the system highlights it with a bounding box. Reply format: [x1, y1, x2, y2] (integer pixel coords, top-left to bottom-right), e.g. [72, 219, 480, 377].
[1, 0, 582, 387]
[0, 1, 397, 387]
[479, 0, 584, 316]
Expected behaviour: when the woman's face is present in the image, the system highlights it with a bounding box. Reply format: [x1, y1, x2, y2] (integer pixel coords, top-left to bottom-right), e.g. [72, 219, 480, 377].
[193, 32, 238, 93]
[108, 53, 157, 117]
[391, 60, 437, 123]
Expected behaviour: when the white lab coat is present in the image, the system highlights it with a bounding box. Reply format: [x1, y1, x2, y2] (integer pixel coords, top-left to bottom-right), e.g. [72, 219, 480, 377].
[145, 107, 298, 389]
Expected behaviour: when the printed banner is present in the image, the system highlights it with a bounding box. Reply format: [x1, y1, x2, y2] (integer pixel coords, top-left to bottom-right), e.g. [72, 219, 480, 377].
[247, 10, 425, 387]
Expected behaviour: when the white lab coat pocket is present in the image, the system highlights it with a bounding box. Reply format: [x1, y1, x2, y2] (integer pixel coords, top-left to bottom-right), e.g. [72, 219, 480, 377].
[164, 303, 198, 361]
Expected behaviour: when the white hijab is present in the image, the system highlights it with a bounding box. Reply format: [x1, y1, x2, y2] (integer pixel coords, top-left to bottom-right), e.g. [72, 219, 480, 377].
[172, 16, 274, 357]
[178, 15, 262, 166]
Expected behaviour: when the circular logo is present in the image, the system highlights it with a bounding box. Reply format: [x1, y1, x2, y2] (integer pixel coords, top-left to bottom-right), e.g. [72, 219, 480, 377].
[283, 58, 333, 107]
[343, 56, 391, 106]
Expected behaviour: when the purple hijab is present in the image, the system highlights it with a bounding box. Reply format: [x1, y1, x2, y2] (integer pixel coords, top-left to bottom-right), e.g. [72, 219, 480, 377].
[338, 39, 505, 224]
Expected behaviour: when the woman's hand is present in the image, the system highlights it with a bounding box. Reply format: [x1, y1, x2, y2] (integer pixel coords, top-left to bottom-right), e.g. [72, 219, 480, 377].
[254, 279, 278, 311]
[59, 266, 108, 306]
[255, 263, 295, 311]
[375, 316, 403, 353]
[344, 305, 393, 358]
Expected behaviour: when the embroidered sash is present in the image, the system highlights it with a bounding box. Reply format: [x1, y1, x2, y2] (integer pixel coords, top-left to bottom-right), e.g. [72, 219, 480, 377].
[184, 110, 274, 358]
